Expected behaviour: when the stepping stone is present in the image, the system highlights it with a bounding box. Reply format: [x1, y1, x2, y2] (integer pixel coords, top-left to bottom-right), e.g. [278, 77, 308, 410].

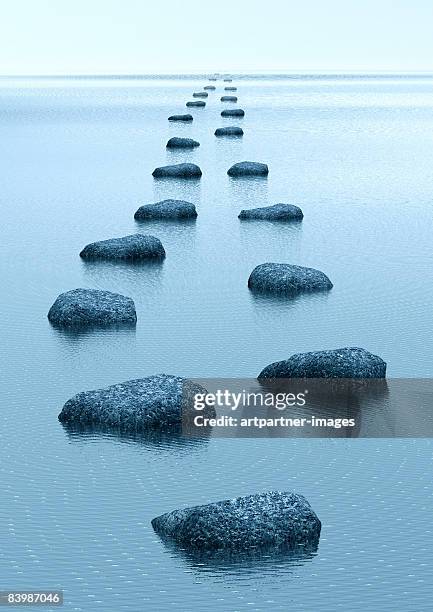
[248, 263, 333, 295]
[239, 203, 303, 221]
[227, 161, 269, 177]
[152, 163, 202, 178]
[168, 114, 193, 122]
[221, 108, 245, 117]
[186, 101, 206, 107]
[214, 126, 243, 137]
[192, 92, 208, 98]
[134, 199, 197, 220]
[166, 137, 200, 149]
[80, 234, 165, 260]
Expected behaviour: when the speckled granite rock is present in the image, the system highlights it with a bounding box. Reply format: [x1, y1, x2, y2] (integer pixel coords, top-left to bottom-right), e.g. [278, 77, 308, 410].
[58, 374, 213, 431]
[166, 137, 200, 149]
[152, 491, 321, 552]
[228, 161, 269, 177]
[48, 289, 137, 328]
[168, 114, 193, 122]
[134, 199, 197, 220]
[204, 85, 216, 90]
[221, 108, 245, 117]
[192, 92, 208, 98]
[224, 86, 237, 91]
[239, 203, 303, 221]
[248, 263, 332, 295]
[214, 126, 244, 137]
[80, 234, 165, 260]
[258, 347, 387, 379]
[186, 100, 206, 107]
[221, 95, 238, 102]
[152, 163, 202, 179]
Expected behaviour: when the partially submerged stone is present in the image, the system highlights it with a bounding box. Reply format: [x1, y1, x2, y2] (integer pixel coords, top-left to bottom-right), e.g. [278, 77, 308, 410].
[214, 126, 244, 137]
[204, 85, 216, 90]
[58, 374, 214, 431]
[192, 92, 208, 98]
[80, 234, 165, 260]
[248, 263, 333, 295]
[258, 347, 387, 379]
[152, 491, 321, 552]
[221, 95, 238, 102]
[186, 100, 206, 107]
[223, 78, 233, 82]
[134, 199, 197, 220]
[168, 114, 193, 122]
[239, 203, 303, 221]
[221, 108, 245, 117]
[227, 161, 269, 177]
[224, 86, 237, 91]
[166, 137, 200, 149]
[48, 289, 136, 328]
[152, 163, 202, 179]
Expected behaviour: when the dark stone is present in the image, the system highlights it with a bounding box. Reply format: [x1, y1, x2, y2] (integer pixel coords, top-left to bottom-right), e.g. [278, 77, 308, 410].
[48, 289, 137, 328]
[239, 203, 303, 221]
[152, 163, 202, 179]
[166, 137, 200, 149]
[214, 126, 244, 137]
[192, 92, 208, 98]
[221, 96, 238, 102]
[223, 78, 233, 82]
[209, 77, 217, 81]
[58, 374, 215, 431]
[258, 347, 387, 379]
[151, 491, 321, 552]
[224, 86, 237, 91]
[80, 234, 165, 260]
[248, 263, 333, 295]
[227, 161, 269, 177]
[221, 108, 245, 117]
[134, 199, 197, 220]
[186, 100, 206, 107]
[204, 85, 216, 90]
[168, 114, 193, 122]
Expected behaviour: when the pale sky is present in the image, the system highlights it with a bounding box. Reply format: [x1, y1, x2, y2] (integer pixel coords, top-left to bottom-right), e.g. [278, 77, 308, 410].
[1, 0, 433, 74]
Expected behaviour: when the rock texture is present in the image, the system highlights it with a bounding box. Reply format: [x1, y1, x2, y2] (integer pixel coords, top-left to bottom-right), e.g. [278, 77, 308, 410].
[223, 78, 232, 82]
[258, 347, 387, 379]
[186, 101, 206, 107]
[168, 114, 193, 122]
[221, 108, 245, 117]
[48, 289, 137, 328]
[204, 85, 216, 90]
[152, 491, 321, 552]
[58, 374, 214, 431]
[80, 234, 165, 260]
[152, 163, 202, 179]
[227, 161, 269, 177]
[239, 203, 303, 221]
[192, 92, 208, 98]
[214, 126, 244, 137]
[221, 95, 238, 102]
[166, 137, 200, 149]
[224, 86, 237, 91]
[248, 263, 333, 295]
[134, 199, 197, 220]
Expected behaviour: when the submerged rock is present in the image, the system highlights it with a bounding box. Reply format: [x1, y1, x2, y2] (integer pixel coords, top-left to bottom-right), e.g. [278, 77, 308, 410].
[224, 86, 237, 91]
[48, 289, 136, 328]
[192, 92, 208, 98]
[258, 347, 387, 379]
[239, 203, 303, 221]
[204, 85, 216, 90]
[58, 374, 214, 431]
[186, 100, 206, 107]
[248, 263, 333, 295]
[166, 137, 200, 149]
[214, 126, 244, 137]
[227, 161, 269, 177]
[221, 95, 238, 102]
[223, 78, 233, 82]
[168, 114, 193, 122]
[221, 108, 245, 117]
[209, 77, 217, 81]
[80, 234, 165, 260]
[152, 163, 202, 179]
[151, 491, 321, 552]
[134, 199, 197, 220]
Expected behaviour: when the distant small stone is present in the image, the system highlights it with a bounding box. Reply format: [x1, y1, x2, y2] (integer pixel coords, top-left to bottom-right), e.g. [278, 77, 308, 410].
[166, 137, 200, 149]
[221, 96, 238, 102]
[209, 77, 217, 81]
[223, 78, 232, 82]
[48, 289, 137, 328]
[80, 234, 165, 260]
[168, 114, 193, 122]
[152, 163, 202, 179]
[204, 85, 216, 90]
[221, 108, 245, 117]
[186, 101, 206, 107]
[239, 203, 303, 221]
[248, 263, 333, 295]
[258, 347, 387, 379]
[214, 126, 244, 137]
[227, 161, 269, 177]
[135, 199, 197, 220]
[192, 92, 208, 98]
[224, 86, 237, 91]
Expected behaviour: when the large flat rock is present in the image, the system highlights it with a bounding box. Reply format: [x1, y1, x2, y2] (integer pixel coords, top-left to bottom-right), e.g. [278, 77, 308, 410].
[134, 199, 197, 220]
[203, 85, 216, 90]
[186, 100, 206, 107]
[228, 161, 269, 177]
[168, 114, 193, 122]
[215, 126, 244, 137]
[48, 288, 137, 328]
[221, 108, 245, 117]
[248, 263, 333, 295]
[239, 203, 303, 221]
[152, 491, 321, 552]
[192, 92, 208, 98]
[152, 163, 202, 179]
[221, 95, 238, 102]
[80, 234, 165, 260]
[259, 347, 387, 379]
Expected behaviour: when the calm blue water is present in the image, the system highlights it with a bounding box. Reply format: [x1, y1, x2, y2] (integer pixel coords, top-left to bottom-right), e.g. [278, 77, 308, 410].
[1, 75, 433, 611]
